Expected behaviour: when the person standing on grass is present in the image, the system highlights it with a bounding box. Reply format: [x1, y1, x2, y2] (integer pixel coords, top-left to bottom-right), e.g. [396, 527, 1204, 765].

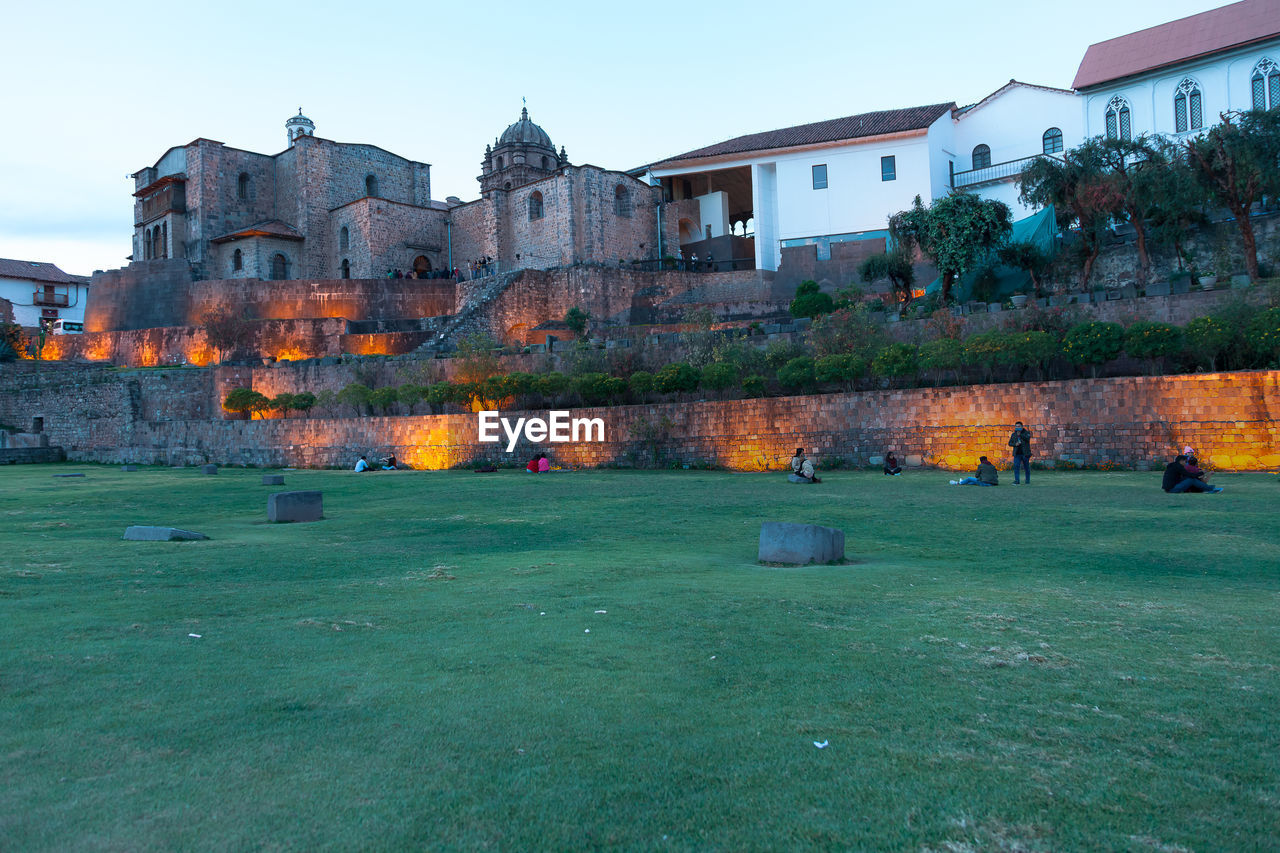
[1008, 421, 1032, 485]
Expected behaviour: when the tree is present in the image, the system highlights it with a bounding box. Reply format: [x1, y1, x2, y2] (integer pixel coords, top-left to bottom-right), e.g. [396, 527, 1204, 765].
[1143, 137, 1210, 273]
[292, 391, 317, 417]
[871, 343, 919, 385]
[269, 393, 296, 418]
[369, 386, 399, 414]
[0, 323, 24, 362]
[788, 280, 836, 318]
[397, 384, 424, 414]
[653, 362, 700, 393]
[1097, 135, 1166, 287]
[1018, 139, 1118, 291]
[336, 382, 373, 415]
[997, 241, 1053, 296]
[455, 333, 501, 382]
[1062, 321, 1124, 376]
[201, 306, 253, 363]
[889, 194, 1011, 303]
[700, 362, 738, 393]
[564, 307, 590, 339]
[858, 252, 915, 307]
[223, 387, 269, 418]
[776, 356, 815, 390]
[1185, 109, 1280, 282]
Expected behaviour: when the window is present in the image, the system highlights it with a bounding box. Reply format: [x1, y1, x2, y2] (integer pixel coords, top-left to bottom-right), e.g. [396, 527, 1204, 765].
[365, 174, 379, 197]
[1042, 127, 1063, 154]
[614, 185, 631, 217]
[233, 248, 242, 272]
[237, 172, 250, 200]
[1174, 78, 1203, 132]
[1252, 58, 1279, 110]
[971, 145, 991, 170]
[542, 156, 550, 169]
[812, 164, 828, 189]
[341, 258, 350, 279]
[271, 253, 289, 280]
[143, 230, 152, 260]
[881, 156, 896, 181]
[339, 226, 349, 251]
[528, 191, 543, 221]
[496, 156, 504, 170]
[1105, 95, 1132, 140]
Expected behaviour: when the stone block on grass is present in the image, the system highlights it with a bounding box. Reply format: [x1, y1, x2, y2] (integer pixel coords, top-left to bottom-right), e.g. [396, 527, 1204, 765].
[262, 474, 285, 485]
[759, 522, 845, 565]
[121, 464, 139, 472]
[123, 526, 208, 541]
[201, 464, 218, 475]
[268, 490, 323, 523]
[905, 454, 923, 467]
[53, 473, 85, 478]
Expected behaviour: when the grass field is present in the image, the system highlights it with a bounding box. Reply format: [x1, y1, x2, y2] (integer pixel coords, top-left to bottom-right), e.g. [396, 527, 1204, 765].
[1, 464, 1277, 851]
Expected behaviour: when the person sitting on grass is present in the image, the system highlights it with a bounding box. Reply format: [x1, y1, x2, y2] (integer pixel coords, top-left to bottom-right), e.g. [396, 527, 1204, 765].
[354, 455, 369, 473]
[883, 452, 902, 476]
[789, 448, 821, 484]
[1162, 454, 1222, 493]
[526, 455, 540, 473]
[381, 454, 397, 470]
[538, 453, 551, 473]
[951, 456, 998, 486]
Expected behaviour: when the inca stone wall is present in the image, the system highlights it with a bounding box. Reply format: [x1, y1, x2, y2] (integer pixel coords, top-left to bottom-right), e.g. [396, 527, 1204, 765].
[3, 362, 1275, 472]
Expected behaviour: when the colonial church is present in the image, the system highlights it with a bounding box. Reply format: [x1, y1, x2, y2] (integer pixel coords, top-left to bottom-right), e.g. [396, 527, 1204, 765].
[130, 108, 665, 283]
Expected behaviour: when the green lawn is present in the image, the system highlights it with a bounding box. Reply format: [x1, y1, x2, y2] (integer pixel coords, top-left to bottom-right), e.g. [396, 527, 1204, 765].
[1, 465, 1277, 851]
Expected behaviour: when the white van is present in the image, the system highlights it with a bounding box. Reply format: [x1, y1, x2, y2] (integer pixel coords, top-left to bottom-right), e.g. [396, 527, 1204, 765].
[49, 319, 83, 335]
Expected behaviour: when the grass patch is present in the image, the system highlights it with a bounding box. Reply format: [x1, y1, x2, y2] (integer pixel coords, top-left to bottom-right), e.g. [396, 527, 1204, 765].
[1, 466, 1277, 849]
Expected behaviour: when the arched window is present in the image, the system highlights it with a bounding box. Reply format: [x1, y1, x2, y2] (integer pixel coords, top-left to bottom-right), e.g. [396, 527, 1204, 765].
[271, 253, 289, 280]
[614, 185, 631, 218]
[160, 223, 168, 259]
[542, 156, 550, 169]
[340, 258, 350, 279]
[496, 156, 504, 170]
[143, 230, 152, 260]
[1174, 78, 1203, 133]
[339, 226, 349, 251]
[365, 174, 379, 197]
[233, 248, 243, 272]
[1252, 58, 1279, 110]
[237, 172, 250, 200]
[1042, 127, 1063, 154]
[1105, 96, 1132, 140]
[528, 191, 544, 221]
[504, 181, 511, 190]
[971, 144, 991, 170]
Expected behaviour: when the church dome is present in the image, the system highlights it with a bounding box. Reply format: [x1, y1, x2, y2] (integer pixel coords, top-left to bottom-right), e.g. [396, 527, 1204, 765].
[498, 107, 553, 150]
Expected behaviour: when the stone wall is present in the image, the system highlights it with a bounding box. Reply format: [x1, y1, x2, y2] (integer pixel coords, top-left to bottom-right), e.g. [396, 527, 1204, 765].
[40, 319, 351, 366]
[3, 361, 1275, 472]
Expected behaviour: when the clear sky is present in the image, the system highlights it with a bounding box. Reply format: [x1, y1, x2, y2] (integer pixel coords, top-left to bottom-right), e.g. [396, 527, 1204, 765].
[0, 0, 1231, 276]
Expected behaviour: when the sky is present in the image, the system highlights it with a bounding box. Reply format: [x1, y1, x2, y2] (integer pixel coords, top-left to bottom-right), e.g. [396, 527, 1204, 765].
[0, 0, 1233, 276]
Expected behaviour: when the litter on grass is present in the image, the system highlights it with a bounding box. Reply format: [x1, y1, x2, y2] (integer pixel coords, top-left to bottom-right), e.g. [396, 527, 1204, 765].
[188, 633, 202, 638]
[814, 740, 828, 749]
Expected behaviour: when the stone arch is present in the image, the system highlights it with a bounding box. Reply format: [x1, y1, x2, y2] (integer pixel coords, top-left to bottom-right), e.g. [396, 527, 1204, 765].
[412, 255, 432, 275]
[237, 172, 250, 200]
[341, 258, 350, 279]
[614, 184, 631, 218]
[505, 322, 530, 345]
[233, 248, 243, 272]
[271, 253, 289, 280]
[339, 226, 349, 251]
[677, 218, 696, 245]
[528, 191, 544, 221]
[365, 174, 379, 197]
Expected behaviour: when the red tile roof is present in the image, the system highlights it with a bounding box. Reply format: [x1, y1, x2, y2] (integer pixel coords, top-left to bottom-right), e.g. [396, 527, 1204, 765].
[1073, 0, 1280, 90]
[0, 258, 86, 285]
[209, 220, 305, 244]
[653, 103, 955, 166]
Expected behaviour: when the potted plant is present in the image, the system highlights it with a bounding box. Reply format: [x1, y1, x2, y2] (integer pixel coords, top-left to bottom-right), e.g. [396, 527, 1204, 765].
[1010, 293, 1029, 308]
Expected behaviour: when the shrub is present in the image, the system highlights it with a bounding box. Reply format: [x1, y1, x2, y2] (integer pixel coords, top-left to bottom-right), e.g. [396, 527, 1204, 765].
[654, 362, 700, 393]
[1124, 322, 1184, 360]
[808, 306, 886, 358]
[776, 356, 816, 390]
[1004, 330, 1060, 376]
[789, 280, 836, 318]
[291, 391, 317, 417]
[573, 372, 614, 405]
[628, 371, 654, 396]
[1245, 306, 1280, 364]
[369, 386, 399, 414]
[536, 372, 571, 399]
[813, 353, 866, 387]
[871, 343, 919, 379]
[963, 330, 1011, 373]
[336, 382, 373, 415]
[997, 240, 1052, 295]
[1062, 322, 1124, 368]
[479, 374, 513, 403]
[0, 323, 24, 362]
[858, 252, 915, 306]
[700, 362, 738, 392]
[223, 387, 269, 417]
[397, 384, 425, 413]
[1183, 316, 1233, 371]
[741, 374, 766, 397]
[764, 340, 806, 370]
[918, 337, 967, 373]
[425, 382, 453, 408]
[564, 307, 590, 338]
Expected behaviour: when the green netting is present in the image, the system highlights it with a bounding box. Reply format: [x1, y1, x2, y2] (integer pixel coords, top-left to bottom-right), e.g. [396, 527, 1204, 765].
[923, 205, 1056, 302]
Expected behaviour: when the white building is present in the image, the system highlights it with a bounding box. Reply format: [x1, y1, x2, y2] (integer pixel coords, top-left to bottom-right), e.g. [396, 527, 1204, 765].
[641, 81, 1081, 272]
[1074, 0, 1280, 142]
[0, 258, 90, 329]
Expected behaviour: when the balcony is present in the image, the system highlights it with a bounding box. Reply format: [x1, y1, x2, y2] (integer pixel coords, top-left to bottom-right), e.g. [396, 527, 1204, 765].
[952, 154, 1058, 189]
[33, 291, 69, 307]
[135, 180, 186, 225]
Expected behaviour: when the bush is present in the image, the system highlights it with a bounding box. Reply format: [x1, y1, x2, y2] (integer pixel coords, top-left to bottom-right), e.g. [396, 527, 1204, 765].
[1124, 322, 1184, 360]
[1004, 330, 1060, 375]
[764, 340, 806, 370]
[963, 330, 1011, 372]
[871, 343, 919, 379]
[397, 384, 424, 413]
[700, 362, 738, 392]
[336, 382, 373, 415]
[0, 323, 24, 362]
[789, 280, 836, 318]
[564, 307, 590, 338]
[808, 306, 885, 358]
[536, 372, 571, 399]
[741, 374, 766, 397]
[813, 353, 865, 387]
[1245, 307, 1280, 364]
[573, 372, 614, 405]
[918, 337, 967, 373]
[369, 386, 399, 414]
[1183, 316, 1233, 371]
[776, 356, 816, 390]
[223, 387, 269, 416]
[628, 371, 654, 396]
[653, 362, 700, 394]
[1062, 322, 1124, 368]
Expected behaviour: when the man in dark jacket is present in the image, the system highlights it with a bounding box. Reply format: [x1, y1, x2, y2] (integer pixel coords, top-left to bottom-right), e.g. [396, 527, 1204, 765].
[952, 456, 999, 486]
[1162, 455, 1221, 493]
[1008, 421, 1032, 484]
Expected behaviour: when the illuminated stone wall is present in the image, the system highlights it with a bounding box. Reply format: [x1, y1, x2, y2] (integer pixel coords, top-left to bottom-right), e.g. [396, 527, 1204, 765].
[5, 362, 1274, 472]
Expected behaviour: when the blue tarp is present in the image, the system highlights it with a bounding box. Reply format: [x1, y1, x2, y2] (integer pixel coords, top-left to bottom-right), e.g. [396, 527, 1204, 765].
[923, 205, 1057, 301]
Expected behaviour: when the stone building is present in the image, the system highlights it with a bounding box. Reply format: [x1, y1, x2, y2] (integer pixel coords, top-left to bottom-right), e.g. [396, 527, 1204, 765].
[123, 108, 670, 290]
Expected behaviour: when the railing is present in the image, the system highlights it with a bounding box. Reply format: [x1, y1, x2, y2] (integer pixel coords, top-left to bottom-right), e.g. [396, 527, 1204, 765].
[628, 257, 755, 273]
[33, 291, 69, 307]
[952, 154, 1057, 189]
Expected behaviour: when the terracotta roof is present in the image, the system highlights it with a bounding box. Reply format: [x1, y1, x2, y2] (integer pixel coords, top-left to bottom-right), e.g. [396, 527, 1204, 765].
[0, 258, 86, 285]
[209, 220, 305, 244]
[1073, 0, 1280, 90]
[653, 102, 955, 166]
